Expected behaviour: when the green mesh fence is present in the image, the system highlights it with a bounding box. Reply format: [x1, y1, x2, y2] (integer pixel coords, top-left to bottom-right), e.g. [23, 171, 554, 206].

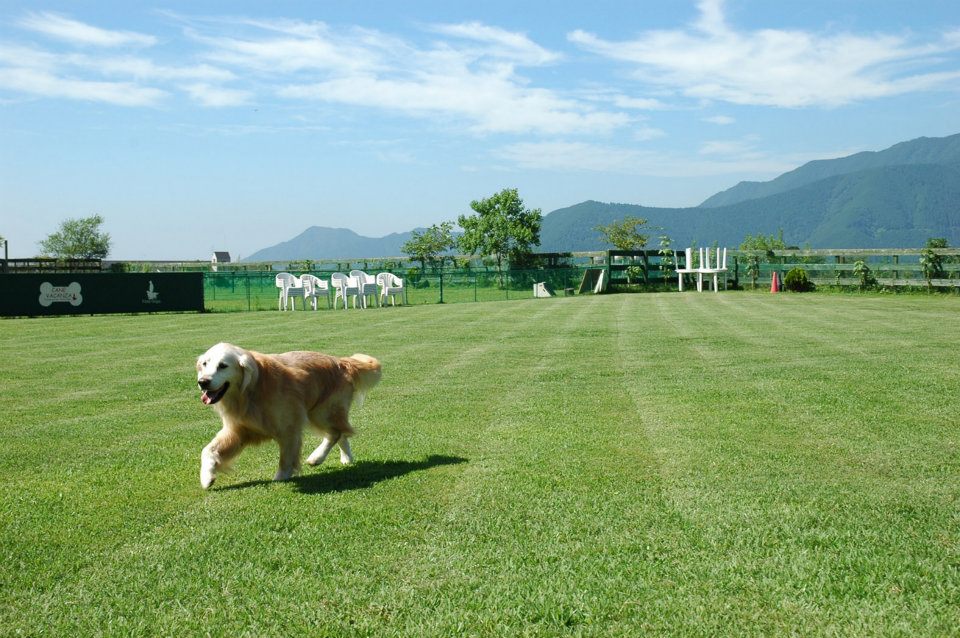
[203, 268, 593, 312]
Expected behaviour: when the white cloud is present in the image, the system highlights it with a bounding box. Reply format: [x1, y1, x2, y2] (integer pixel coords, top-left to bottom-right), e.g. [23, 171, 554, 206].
[92, 57, 236, 83]
[2, 11, 633, 130]
[703, 115, 735, 125]
[569, 0, 960, 108]
[181, 83, 252, 107]
[427, 21, 560, 65]
[699, 138, 760, 156]
[18, 12, 157, 48]
[499, 142, 651, 174]
[613, 95, 668, 110]
[190, 20, 384, 75]
[497, 140, 822, 177]
[0, 66, 165, 106]
[280, 70, 628, 135]
[1, 16, 239, 108]
[633, 126, 666, 141]
[195, 17, 628, 135]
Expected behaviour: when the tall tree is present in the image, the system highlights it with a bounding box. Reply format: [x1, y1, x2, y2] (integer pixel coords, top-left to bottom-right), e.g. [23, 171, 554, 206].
[401, 222, 456, 272]
[457, 188, 541, 285]
[39, 214, 111, 259]
[739, 229, 787, 254]
[594, 216, 653, 251]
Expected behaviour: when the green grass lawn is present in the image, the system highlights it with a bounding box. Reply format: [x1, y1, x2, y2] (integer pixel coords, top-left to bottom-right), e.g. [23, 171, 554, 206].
[1, 293, 958, 636]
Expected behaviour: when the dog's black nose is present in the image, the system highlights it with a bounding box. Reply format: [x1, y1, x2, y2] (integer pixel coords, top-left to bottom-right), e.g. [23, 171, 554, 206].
[198, 378, 211, 390]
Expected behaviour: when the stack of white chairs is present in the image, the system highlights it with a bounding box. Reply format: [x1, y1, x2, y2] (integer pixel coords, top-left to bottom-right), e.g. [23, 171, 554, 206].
[350, 270, 380, 308]
[674, 248, 697, 291]
[697, 247, 728, 292]
[331, 272, 361, 310]
[376, 272, 406, 306]
[286, 277, 307, 310]
[300, 274, 332, 310]
[275, 272, 303, 310]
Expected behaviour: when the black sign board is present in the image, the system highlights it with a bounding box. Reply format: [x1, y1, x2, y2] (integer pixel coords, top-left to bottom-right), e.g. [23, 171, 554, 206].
[0, 273, 204, 316]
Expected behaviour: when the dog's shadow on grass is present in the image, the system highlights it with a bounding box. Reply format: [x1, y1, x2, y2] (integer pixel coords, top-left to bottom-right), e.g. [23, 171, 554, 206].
[217, 454, 468, 495]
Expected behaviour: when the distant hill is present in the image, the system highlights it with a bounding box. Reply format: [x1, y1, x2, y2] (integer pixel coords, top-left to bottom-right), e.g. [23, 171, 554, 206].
[244, 226, 418, 261]
[244, 133, 960, 260]
[699, 133, 960, 208]
[539, 163, 960, 250]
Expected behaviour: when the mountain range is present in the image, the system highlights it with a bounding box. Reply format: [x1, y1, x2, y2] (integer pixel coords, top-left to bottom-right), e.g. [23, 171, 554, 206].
[244, 132, 960, 261]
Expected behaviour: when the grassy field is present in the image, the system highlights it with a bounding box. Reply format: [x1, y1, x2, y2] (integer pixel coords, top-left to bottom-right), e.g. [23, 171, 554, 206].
[1, 292, 958, 636]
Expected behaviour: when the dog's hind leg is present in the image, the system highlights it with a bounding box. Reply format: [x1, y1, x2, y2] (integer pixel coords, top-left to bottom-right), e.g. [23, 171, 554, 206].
[327, 407, 355, 465]
[275, 431, 303, 482]
[338, 437, 354, 465]
[306, 431, 341, 467]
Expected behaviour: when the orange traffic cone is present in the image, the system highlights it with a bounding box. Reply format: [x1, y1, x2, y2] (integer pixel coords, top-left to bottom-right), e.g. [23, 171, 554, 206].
[770, 271, 780, 293]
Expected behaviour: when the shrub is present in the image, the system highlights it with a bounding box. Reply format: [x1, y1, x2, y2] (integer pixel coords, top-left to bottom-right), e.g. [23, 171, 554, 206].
[919, 247, 944, 290]
[852, 260, 876, 290]
[783, 267, 814, 292]
[406, 267, 430, 288]
[745, 255, 761, 289]
[625, 265, 645, 284]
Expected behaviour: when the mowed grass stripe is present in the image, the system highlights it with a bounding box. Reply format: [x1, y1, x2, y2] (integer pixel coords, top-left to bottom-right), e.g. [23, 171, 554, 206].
[619, 294, 959, 633]
[364, 295, 678, 635]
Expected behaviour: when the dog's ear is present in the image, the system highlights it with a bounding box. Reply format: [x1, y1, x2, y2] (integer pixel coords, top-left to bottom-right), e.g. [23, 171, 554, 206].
[237, 350, 259, 393]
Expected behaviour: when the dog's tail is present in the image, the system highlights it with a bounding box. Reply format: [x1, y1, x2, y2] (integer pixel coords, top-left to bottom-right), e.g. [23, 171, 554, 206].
[342, 353, 382, 407]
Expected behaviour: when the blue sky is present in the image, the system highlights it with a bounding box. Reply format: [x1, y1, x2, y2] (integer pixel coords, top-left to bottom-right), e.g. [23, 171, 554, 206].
[2, 0, 959, 260]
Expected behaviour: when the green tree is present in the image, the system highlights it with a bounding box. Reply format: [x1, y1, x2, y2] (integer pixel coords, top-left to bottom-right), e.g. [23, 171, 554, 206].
[457, 188, 541, 286]
[739, 229, 787, 255]
[740, 230, 788, 288]
[38, 214, 111, 259]
[595, 216, 653, 251]
[402, 222, 456, 273]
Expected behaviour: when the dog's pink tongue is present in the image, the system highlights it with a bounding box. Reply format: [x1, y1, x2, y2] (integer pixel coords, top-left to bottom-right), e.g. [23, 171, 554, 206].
[201, 391, 213, 405]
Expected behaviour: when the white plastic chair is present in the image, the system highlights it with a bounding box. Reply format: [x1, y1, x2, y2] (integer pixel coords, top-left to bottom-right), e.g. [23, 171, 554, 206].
[376, 272, 406, 306]
[674, 248, 696, 291]
[350, 270, 380, 308]
[275, 272, 297, 310]
[697, 247, 728, 292]
[300, 274, 332, 310]
[286, 276, 307, 310]
[331, 272, 361, 310]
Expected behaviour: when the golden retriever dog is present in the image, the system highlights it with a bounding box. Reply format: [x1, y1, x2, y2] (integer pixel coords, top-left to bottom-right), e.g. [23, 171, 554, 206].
[196, 342, 381, 489]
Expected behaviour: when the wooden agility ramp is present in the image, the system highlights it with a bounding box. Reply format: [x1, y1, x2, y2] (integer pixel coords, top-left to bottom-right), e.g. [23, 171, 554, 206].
[577, 268, 608, 294]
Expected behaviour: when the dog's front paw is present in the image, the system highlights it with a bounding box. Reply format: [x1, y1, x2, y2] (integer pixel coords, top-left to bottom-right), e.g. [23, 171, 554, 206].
[200, 448, 217, 489]
[200, 470, 216, 489]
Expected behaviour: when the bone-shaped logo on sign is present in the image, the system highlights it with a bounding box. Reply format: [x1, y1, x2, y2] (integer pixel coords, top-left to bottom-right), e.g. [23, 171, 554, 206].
[38, 282, 83, 307]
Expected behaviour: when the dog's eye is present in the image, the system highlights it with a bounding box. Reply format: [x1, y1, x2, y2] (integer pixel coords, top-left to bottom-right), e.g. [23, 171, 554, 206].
[217, 362, 228, 370]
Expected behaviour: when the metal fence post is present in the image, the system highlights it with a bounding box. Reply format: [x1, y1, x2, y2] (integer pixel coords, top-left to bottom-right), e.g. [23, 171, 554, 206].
[439, 271, 444, 303]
